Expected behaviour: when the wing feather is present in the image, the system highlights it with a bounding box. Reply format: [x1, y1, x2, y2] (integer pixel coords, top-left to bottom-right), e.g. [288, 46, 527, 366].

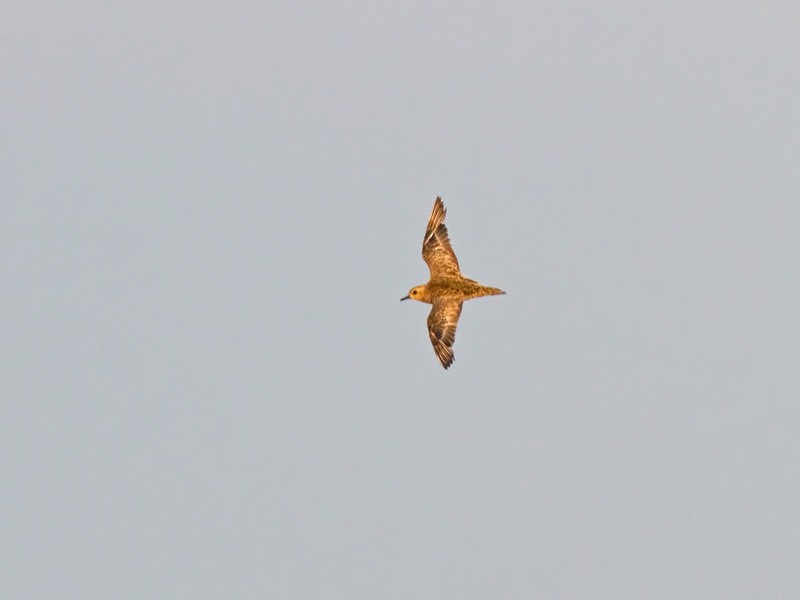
[422, 197, 461, 278]
[427, 299, 463, 369]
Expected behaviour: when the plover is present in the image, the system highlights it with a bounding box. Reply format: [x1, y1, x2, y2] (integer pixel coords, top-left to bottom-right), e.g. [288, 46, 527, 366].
[401, 197, 505, 369]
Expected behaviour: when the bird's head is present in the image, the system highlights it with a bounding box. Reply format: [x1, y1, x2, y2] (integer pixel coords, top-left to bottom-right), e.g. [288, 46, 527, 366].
[400, 286, 427, 303]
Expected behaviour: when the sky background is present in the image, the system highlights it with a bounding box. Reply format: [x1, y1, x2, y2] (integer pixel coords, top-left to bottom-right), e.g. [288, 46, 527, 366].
[3, 1, 800, 598]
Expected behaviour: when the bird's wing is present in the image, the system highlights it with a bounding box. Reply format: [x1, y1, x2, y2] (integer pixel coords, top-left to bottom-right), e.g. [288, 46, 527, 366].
[427, 299, 463, 369]
[422, 197, 461, 278]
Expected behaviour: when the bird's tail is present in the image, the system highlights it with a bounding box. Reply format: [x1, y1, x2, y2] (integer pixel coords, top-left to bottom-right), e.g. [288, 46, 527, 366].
[479, 286, 506, 297]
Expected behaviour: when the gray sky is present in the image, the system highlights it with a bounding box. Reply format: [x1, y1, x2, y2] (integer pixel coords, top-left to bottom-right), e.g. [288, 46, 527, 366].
[3, 2, 800, 598]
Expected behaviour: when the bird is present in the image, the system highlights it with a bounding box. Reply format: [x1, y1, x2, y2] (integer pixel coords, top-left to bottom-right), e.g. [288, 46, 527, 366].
[401, 197, 505, 369]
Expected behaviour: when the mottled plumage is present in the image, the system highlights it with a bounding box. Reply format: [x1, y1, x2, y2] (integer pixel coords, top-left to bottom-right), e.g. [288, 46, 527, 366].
[401, 197, 505, 369]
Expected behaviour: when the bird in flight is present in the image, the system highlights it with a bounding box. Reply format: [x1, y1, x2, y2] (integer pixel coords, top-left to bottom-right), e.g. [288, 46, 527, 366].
[401, 197, 505, 369]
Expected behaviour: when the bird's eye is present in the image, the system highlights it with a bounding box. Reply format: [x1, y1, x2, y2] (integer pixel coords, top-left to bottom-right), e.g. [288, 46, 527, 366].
[412, 290, 417, 295]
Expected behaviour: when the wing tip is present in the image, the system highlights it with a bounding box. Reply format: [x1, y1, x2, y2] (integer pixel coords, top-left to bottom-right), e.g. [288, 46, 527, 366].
[429, 197, 446, 227]
[438, 351, 454, 369]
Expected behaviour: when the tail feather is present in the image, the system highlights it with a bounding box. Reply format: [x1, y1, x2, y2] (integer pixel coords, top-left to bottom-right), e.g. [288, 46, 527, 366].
[479, 286, 506, 297]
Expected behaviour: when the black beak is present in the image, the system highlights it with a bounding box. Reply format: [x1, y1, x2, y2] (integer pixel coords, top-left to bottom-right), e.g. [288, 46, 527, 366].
[400, 295, 410, 301]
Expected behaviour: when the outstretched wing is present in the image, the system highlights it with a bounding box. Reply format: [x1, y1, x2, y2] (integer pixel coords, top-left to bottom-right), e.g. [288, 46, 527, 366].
[422, 197, 461, 278]
[427, 299, 463, 369]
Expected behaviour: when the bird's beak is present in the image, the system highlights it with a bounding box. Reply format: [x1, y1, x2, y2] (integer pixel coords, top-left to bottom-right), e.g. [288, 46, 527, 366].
[400, 295, 410, 301]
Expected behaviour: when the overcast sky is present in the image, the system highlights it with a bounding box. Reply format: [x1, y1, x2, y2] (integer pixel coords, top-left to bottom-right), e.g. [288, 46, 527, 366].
[3, 2, 800, 598]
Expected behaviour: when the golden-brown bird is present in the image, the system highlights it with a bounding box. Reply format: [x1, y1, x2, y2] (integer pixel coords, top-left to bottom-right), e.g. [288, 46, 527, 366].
[401, 197, 505, 369]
